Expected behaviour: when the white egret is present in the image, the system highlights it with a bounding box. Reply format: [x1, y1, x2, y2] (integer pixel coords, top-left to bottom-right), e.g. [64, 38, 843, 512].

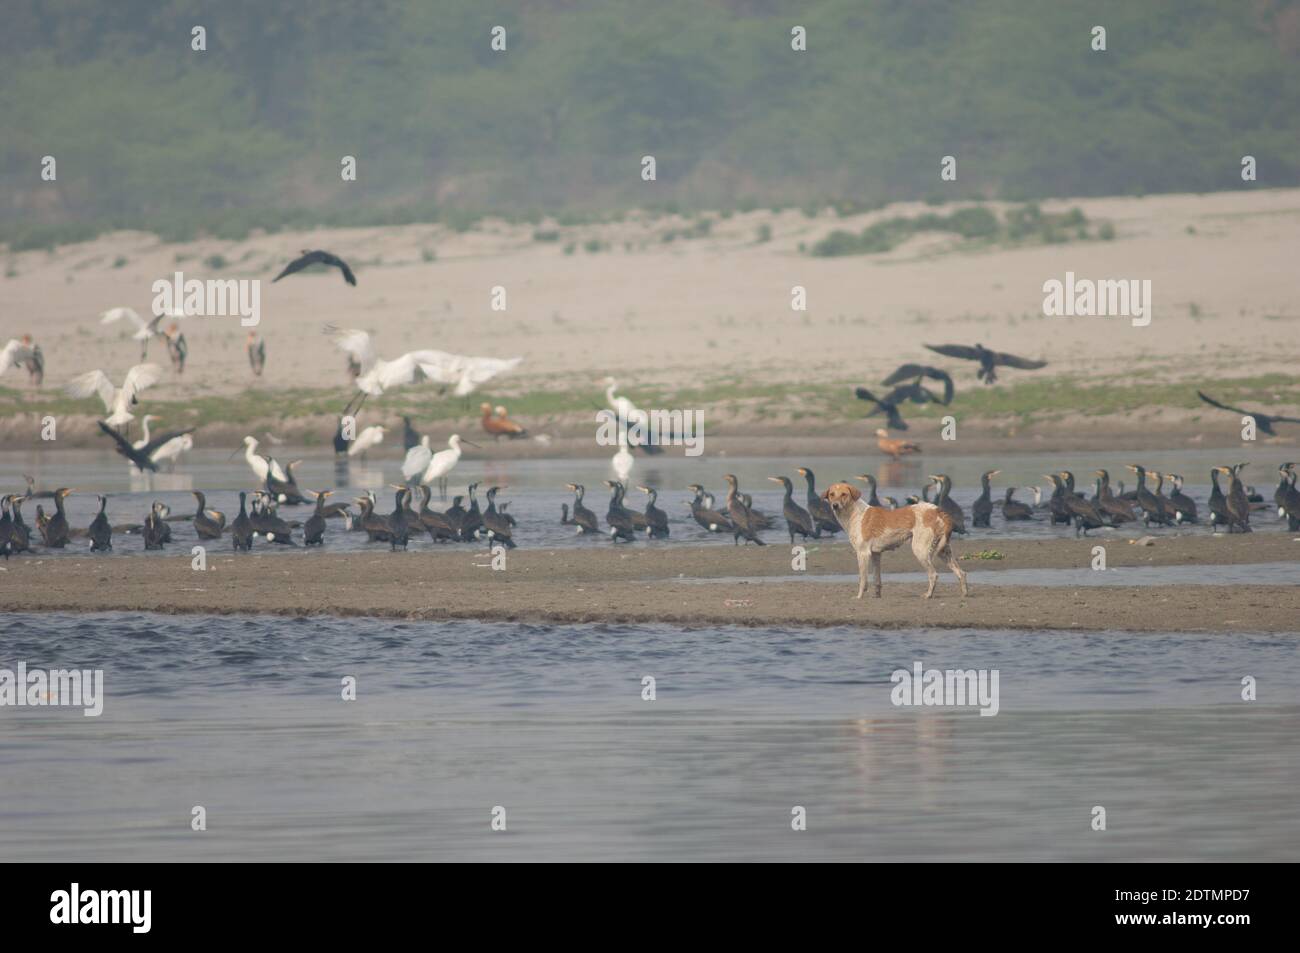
[612, 428, 634, 482]
[348, 424, 386, 458]
[150, 432, 193, 470]
[100, 307, 177, 358]
[66, 363, 163, 427]
[236, 435, 287, 482]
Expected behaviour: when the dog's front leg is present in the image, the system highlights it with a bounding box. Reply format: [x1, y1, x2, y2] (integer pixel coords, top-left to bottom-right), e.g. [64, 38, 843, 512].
[855, 552, 868, 599]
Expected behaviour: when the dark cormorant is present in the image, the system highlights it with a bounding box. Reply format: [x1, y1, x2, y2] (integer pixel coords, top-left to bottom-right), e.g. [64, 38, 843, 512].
[1219, 464, 1252, 533]
[42, 488, 73, 547]
[1277, 466, 1300, 530]
[1197, 391, 1300, 436]
[443, 496, 467, 539]
[1058, 471, 1107, 536]
[402, 416, 421, 451]
[304, 491, 330, 545]
[267, 460, 309, 505]
[333, 417, 350, 455]
[722, 474, 766, 546]
[272, 249, 357, 285]
[972, 469, 999, 527]
[686, 485, 731, 533]
[602, 481, 637, 542]
[797, 467, 839, 536]
[563, 484, 600, 534]
[1094, 470, 1136, 524]
[386, 487, 411, 551]
[1001, 487, 1035, 521]
[143, 502, 168, 550]
[1125, 466, 1171, 528]
[460, 484, 483, 541]
[852, 473, 884, 507]
[1166, 474, 1198, 524]
[192, 491, 226, 539]
[924, 343, 1047, 384]
[929, 474, 967, 534]
[637, 486, 670, 539]
[89, 495, 112, 552]
[769, 476, 817, 544]
[230, 492, 254, 551]
[416, 486, 457, 541]
[482, 487, 517, 549]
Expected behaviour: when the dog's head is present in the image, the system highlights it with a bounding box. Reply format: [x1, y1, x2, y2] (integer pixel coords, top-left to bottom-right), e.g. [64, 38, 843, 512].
[821, 482, 861, 513]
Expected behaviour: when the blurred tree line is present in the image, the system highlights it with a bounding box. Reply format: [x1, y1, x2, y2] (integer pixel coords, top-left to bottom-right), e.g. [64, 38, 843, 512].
[2, 0, 1298, 240]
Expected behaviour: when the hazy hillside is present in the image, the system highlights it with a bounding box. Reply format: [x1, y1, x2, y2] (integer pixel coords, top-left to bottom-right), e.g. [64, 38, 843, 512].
[3, 0, 1299, 245]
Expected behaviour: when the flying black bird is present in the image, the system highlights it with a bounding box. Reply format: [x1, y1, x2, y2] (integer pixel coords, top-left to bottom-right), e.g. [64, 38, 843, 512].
[1196, 391, 1300, 436]
[272, 249, 357, 286]
[853, 387, 909, 430]
[881, 364, 954, 405]
[924, 343, 1046, 384]
[94, 421, 184, 471]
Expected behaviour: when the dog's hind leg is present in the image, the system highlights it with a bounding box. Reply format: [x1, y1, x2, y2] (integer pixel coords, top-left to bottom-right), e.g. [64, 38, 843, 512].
[912, 531, 940, 599]
[869, 550, 882, 597]
[943, 543, 969, 596]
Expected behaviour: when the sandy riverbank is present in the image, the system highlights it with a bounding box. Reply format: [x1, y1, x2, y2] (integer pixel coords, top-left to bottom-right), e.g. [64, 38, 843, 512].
[4, 534, 1297, 632]
[2, 188, 1298, 453]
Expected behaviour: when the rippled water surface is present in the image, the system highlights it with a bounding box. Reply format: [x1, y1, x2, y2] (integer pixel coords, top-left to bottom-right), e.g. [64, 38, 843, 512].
[2, 612, 1297, 861]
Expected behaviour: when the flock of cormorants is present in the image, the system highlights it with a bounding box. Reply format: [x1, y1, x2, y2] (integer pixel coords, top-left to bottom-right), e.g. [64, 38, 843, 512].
[4, 461, 1297, 558]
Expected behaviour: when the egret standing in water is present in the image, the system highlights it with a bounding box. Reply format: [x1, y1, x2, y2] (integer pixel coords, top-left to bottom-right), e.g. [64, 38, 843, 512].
[236, 435, 288, 483]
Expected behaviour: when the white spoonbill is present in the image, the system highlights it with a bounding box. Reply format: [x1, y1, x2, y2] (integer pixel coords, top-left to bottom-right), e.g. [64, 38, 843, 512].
[348, 425, 386, 458]
[404, 433, 478, 499]
[330, 328, 457, 399]
[66, 363, 163, 427]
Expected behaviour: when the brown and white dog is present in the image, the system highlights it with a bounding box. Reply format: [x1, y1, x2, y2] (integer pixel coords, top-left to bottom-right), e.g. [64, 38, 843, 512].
[821, 482, 969, 600]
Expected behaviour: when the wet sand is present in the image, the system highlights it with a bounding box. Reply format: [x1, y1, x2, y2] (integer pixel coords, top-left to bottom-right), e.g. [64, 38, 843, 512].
[4, 533, 1297, 632]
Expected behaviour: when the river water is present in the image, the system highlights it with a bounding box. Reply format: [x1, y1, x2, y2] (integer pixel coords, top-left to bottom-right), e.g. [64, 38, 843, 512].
[2, 612, 1296, 861]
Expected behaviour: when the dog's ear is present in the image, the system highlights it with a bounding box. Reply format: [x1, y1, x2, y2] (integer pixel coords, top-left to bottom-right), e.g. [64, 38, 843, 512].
[846, 483, 862, 502]
[820, 487, 831, 501]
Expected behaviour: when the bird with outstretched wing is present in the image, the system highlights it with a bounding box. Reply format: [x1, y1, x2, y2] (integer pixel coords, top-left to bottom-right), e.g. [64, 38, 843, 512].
[1197, 391, 1300, 436]
[273, 249, 357, 285]
[924, 343, 1046, 384]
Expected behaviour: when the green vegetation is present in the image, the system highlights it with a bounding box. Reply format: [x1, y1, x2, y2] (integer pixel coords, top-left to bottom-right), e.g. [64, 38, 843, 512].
[4, 374, 1292, 435]
[809, 204, 1100, 257]
[3, 1, 1298, 246]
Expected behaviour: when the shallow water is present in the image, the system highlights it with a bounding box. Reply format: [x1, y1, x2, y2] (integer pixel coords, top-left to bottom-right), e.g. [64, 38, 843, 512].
[2, 612, 1297, 861]
[3, 447, 1294, 556]
[676, 561, 1300, 588]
